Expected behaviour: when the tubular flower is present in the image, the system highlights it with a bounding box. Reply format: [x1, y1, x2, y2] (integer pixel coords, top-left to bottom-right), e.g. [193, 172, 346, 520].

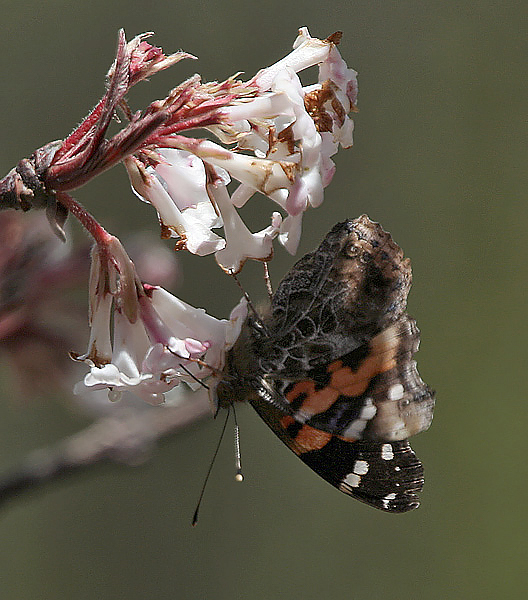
[73, 236, 247, 404]
[124, 151, 226, 256]
[127, 27, 358, 271]
[0, 27, 357, 408]
[1, 28, 356, 266]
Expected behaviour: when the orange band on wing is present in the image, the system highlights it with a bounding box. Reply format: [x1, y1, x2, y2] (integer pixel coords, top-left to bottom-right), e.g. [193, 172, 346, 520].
[279, 416, 332, 453]
[284, 325, 401, 416]
[293, 424, 333, 452]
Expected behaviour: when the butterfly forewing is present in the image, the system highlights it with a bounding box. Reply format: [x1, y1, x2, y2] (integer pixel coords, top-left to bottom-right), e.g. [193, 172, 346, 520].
[250, 398, 424, 513]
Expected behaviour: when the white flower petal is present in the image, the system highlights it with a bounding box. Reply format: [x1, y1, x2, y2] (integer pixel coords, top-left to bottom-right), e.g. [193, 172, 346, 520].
[126, 157, 188, 234]
[252, 27, 332, 91]
[126, 155, 226, 256]
[278, 212, 303, 254]
[318, 45, 358, 109]
[224, 297, 248, 349]
[230, 184, 255, 209]
[148, 287, 226, 345]
[209, 182, 274, 273]
[76, 290, 113, 365]
[334, 115, 355, 148]
[111, 311, 151, 378]
[222, 92, 295, 124]
[175, 202, 226, 255]
[155, 148, 211, 208]
[169, 137, 295, 197]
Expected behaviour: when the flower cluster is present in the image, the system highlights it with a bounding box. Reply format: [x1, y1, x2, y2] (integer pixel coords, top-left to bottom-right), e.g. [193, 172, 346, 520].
[72, 235, 247, 404]
[0, 28, 357, 406]
[126, 28, 357, 272]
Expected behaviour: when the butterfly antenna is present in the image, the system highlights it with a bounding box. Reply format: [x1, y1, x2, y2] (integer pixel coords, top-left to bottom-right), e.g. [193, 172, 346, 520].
[192, 406, 231, 527]
[167, 347, 220, 383]
[232, 404, 244, 482]
[229, 270, 266, 330]
[263, 262, 273, 301]
[177, 363, 209, 390]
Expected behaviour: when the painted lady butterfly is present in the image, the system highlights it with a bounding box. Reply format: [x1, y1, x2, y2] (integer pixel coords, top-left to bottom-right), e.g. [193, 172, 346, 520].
[216, 216, 434, 512]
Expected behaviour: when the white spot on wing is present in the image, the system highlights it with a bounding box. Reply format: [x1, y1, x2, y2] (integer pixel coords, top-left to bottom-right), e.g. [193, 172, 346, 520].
[381, 493, 397, 508]
[381, 444, 394, 460]
[360, 398, 377, 420]
[388, 383, 405, 401]
[343, 472, 361, 488]
[342, 419, 367, 438]
[342, 399, 377, 439]
[353, 460, 369, 475]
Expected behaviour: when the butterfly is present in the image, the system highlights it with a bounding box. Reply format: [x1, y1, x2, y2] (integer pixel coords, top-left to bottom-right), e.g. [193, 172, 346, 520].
[215, 215, 435, 512]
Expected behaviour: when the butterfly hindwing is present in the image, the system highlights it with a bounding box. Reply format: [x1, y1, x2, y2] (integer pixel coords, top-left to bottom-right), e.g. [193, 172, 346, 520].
[277, 314, 434, 442]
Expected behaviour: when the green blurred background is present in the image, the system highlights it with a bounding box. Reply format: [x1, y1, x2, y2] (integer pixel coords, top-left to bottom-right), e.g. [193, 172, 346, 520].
[0, 1, 526, 598]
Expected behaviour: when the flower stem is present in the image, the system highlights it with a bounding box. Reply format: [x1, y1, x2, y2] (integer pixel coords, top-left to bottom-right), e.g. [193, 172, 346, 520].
[56, 192, 113, 247]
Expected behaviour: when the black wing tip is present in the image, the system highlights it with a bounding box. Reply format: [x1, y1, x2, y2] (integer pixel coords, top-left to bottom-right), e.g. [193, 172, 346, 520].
[339, 482, 422, 513]
[301, 437, 425, 514]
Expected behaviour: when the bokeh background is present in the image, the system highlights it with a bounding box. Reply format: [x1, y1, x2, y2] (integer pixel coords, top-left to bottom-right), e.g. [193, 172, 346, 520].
[0, 1, 525, 598]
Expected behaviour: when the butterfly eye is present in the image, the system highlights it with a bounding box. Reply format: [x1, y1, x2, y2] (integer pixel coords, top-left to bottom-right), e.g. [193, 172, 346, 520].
[250, 319, 267, 339]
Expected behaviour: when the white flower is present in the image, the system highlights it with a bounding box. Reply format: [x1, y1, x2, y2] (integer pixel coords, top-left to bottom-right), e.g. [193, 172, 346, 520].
[74, 237, 247, 405]
[128, 27, 358, 269]
[125, 153, 225, 256]
[250, 27, 336, 91]
[207, 178, 281, 273]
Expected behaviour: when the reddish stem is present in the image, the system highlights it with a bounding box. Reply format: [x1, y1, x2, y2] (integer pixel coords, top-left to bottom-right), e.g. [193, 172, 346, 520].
[54, 98, 106, 162]
[56, 192, 113, 247]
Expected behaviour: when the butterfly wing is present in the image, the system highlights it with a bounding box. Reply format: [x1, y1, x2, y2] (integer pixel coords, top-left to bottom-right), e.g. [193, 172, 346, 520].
[276, 314, 435, 442]
[250, 397, 424, 512]
[253, 216, 414, 380]
[218, 216, 434, 512]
